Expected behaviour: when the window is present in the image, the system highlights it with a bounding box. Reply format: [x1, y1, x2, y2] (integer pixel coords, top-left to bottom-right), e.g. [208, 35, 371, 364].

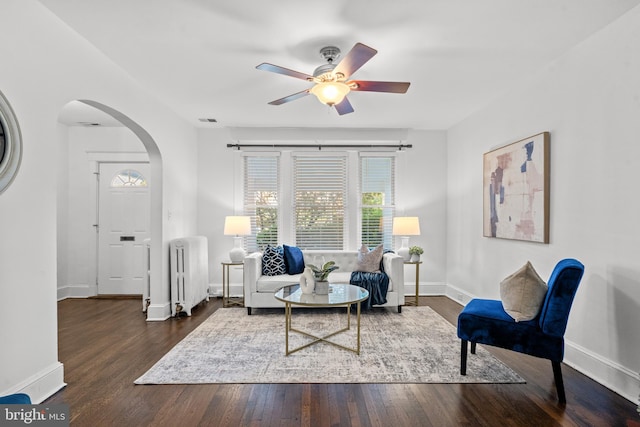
[110, 169, 147, 187]
[360, 156, 395, 249]
[293, 155, 347, 250]
[243, 155, 279, 251]
[241, 150, 396, 251]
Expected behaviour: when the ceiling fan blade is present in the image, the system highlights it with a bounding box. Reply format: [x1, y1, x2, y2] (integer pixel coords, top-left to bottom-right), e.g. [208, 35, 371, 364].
[267, 89, 311, 105]
[256, 63, 313, 81]
[333, 43, 377, 79]
[350, 80, 410, 93]
[334, 97, 354, 115]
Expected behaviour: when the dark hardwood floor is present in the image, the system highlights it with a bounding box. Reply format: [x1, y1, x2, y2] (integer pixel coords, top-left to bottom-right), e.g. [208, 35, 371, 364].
[46, 297, 637, 426]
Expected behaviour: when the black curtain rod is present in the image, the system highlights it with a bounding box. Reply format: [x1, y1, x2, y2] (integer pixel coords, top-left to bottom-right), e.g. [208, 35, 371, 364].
[226, 143, 412, 150]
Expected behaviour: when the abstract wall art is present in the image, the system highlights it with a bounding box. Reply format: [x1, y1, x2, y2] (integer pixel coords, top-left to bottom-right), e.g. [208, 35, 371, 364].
[483, 132, 550, 243]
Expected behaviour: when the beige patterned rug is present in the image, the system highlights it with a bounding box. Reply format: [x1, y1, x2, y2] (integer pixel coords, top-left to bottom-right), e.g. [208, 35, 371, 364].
[135, 306, 524, 384]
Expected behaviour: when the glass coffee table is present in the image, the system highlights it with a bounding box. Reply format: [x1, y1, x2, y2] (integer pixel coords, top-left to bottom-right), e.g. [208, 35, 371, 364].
[274, 284, 370, 356]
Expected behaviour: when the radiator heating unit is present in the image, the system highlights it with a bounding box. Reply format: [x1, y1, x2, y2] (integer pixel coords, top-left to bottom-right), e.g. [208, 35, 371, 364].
[170, 236, 210, 316]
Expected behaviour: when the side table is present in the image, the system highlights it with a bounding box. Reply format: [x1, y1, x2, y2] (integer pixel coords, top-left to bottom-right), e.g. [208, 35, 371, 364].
[221, 261, 244, 308]
[404, 261, 422, 306]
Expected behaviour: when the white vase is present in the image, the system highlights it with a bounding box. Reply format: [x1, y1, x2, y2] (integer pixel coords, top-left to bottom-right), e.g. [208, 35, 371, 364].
[410, 254, 421, 262]
[299, 267, 315, 294]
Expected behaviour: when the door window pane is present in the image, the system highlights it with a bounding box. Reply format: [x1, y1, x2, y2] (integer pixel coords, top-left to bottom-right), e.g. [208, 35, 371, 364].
[110, 169, 148, 187]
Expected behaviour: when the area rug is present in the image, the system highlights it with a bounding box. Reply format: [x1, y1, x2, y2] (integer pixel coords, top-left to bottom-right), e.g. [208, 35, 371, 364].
[135, 306, 524, 384]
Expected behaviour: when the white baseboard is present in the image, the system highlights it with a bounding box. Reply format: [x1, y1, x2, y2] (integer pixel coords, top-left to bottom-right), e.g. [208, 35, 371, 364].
[402, 281, 447, 297]
[211, 282, 451, 299]
[145, 302, 171, 321]
[209, 283, 243, 298]
[443, 283, 638, 404]
[57, 286, 71, 301]
[57, 284, 97, 300]
[564, 340, 639, 403]
[3, 362, 66, 404]
[444, 283, 475, 305]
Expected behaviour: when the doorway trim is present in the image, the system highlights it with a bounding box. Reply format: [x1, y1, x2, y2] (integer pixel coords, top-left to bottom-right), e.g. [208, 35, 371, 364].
[87, 153, 149, 297]
[79, 100, 168, 321]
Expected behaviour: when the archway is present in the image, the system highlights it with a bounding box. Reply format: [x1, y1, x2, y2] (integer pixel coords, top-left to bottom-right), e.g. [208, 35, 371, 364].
[57, 99, 164, 320]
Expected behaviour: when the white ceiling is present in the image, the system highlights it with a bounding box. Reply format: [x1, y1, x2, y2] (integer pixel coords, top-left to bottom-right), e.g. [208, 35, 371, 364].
[41, 0, 640, 130]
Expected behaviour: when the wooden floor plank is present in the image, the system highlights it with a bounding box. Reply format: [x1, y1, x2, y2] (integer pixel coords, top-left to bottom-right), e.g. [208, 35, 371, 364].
[45, 297, 638, 426]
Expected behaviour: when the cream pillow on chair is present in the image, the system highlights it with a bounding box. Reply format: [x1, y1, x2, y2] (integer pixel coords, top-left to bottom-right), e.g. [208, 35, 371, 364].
[500, 261, 548, 322]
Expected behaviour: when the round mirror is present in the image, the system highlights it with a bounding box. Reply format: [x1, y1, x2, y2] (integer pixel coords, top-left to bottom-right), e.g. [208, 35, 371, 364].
[0, 90, 22, 194]
[0, 118, 6, 165]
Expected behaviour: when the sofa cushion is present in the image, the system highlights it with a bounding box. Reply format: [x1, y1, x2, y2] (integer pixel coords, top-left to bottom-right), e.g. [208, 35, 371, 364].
[283, 244, 305, 274]
[256, 273, 302, 293]
[355, 244, 383, 273]
[500, 261, 548, 322]
[262, 245, 286, 276]
[327, 271, 352, 284]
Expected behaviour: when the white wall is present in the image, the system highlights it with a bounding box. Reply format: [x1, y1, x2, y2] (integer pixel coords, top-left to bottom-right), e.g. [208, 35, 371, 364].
[196, 127, 448, 295]
[0, 0, 197, 401]
[446, 5, 640, 401]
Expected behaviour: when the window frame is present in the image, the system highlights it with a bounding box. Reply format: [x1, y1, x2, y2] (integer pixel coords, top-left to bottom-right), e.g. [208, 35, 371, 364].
[240, 148, 397, 251]
[241, 152, 280, 252]
[359, 152, 397, 250]
[291, 151, 349, 250]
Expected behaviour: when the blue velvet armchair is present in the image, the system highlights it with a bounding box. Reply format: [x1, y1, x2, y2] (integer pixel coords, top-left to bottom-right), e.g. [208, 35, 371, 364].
[0, 393, 31, 404]
[457, 258, 584, 403]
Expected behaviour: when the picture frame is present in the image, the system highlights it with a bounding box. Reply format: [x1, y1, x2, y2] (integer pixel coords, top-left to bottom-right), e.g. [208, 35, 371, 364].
[483, 132, 550, 243]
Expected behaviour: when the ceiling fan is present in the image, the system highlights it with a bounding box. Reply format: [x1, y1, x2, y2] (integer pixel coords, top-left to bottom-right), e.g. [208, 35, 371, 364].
[256, 43, 410, 115]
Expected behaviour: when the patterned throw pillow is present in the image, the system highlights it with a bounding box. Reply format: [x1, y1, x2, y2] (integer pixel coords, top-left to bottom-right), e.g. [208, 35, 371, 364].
[262, 245, 286, 276]
[355, 244, 384, 273]
[500, 261, 548, 322]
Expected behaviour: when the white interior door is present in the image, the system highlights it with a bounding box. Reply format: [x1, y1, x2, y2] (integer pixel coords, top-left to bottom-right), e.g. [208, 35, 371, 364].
[98, 162, 150, 295]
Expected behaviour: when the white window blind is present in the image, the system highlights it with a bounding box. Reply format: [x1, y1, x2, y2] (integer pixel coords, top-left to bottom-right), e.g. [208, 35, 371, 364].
[360, 156, 395, 249]
[293, 155, 347, 250]
[243, 156, 279, 252]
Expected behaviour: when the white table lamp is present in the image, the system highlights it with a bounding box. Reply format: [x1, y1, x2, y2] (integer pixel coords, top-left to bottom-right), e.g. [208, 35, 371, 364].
[224, 216, 251, 262]
[392, 217, 421, 261]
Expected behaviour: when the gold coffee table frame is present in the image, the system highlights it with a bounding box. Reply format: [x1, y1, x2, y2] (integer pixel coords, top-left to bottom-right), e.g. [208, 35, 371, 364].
[274, 284, 370, 356]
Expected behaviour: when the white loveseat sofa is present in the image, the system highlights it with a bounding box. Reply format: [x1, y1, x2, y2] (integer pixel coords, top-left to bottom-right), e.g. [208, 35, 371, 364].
[243, 249, 405, 315]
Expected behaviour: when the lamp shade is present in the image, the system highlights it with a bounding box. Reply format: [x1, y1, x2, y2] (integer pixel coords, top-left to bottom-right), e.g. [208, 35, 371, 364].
[392, 217, 421, 236]
[310, 81, 350, 106]
[224, 216, 251, 236]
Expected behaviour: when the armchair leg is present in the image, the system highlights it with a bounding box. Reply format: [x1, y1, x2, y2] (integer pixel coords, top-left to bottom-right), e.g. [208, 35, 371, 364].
[551, 361, 566, 404]
[460, 339, 468, 375]
[471, 342, 476, 354]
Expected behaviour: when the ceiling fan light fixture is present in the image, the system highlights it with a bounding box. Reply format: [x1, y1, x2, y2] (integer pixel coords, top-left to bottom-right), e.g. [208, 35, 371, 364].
[257, 42, 409, 114]
[310, 81, 350, 106]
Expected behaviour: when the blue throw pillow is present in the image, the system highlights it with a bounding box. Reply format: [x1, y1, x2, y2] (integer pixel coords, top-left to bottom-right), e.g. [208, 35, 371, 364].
[262, 245, 286, 276]
[283, 244, 305, 274]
